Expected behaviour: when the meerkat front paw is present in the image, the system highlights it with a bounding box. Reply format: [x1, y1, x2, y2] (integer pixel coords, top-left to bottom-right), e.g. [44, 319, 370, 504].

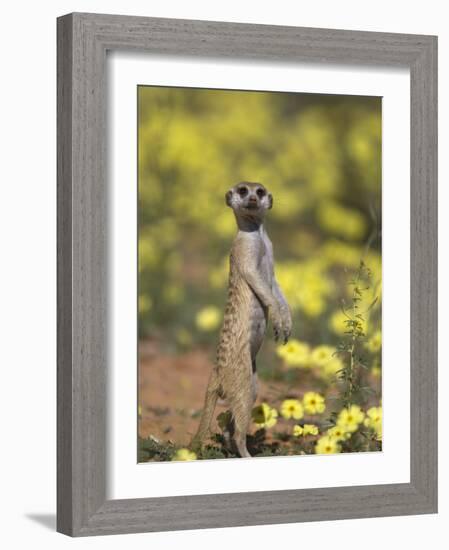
[281, 306, 292, 344]
[270, 304, 283, 342]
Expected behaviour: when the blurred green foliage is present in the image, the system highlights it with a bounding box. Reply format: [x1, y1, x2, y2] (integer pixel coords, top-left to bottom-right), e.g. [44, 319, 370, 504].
[138, 86, 381, 357]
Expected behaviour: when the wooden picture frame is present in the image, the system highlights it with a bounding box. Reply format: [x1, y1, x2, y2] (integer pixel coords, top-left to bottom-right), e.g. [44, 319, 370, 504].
[57, 12, 438, 536]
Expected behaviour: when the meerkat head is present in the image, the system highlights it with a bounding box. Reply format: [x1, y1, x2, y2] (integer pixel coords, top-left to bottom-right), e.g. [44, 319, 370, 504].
[225, 182, 273, 218]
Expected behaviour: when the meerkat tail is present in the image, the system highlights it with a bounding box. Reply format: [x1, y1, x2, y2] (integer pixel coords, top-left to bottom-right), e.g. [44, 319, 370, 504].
[191, 370, 219, 449]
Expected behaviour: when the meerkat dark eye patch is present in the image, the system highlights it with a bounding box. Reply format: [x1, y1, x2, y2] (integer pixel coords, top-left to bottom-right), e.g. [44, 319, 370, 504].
[237, 186, 248, 197]
[256, 188, 266, 198]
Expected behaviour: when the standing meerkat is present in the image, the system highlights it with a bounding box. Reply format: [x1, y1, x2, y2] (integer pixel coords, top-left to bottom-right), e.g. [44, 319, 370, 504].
[191, 181, 292, 458]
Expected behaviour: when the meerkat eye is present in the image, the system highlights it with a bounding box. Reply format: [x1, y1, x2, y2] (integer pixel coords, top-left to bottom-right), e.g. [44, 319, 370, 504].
[237, 186, 248, 197]
[256, 188, 266, 198]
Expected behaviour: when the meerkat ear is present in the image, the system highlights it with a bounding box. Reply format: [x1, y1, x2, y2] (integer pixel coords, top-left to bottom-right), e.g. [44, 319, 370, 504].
[225, 189, 233, 207]
[268, 193, 273, 209]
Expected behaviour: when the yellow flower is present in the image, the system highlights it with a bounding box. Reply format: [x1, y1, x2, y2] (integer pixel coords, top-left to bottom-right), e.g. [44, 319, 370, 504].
[323, 356, 344, 378]
[321, 239, 361, 269]
[138, 404, 142, 417]
[327, 425, 350, 441]
[293, 425, 304, 437]
[315, 435, 341, 454]
[337, 405, 365, 433]
[329, 309, 368, 336]
[280, 399, 304, 420]
[172, 448, 197, 461]
[195, 306, 221, 331]
[303, 424, 319, 436]
[252, 403, 278, 429]
[329, 310, 349, 336]
[310, 345, 336, 367]
[365, 330, 382, 353]
[275, 260, 334, 318]
[293, 424, 319, 436]
[316, 201, 367, 241]
[276, 339, 310, 368]
[303, 392, 326, 415]
[300, 294, 326, 318]
[364, 406, 382, 440]
[310, 345, 343, 379]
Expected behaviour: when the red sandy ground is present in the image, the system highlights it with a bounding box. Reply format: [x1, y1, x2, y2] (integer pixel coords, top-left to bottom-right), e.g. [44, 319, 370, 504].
[138, 343, 289, 447]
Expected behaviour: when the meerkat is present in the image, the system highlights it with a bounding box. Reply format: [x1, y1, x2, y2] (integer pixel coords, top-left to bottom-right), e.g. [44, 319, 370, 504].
[191, 182, 292, 458]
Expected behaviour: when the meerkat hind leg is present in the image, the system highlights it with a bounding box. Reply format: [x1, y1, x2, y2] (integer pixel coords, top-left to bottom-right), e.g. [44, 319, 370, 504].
[233, 413, 251, 458]
[230, 395, 252, 458]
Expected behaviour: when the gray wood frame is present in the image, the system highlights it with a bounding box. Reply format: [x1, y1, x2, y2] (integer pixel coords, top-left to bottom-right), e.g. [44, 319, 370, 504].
[57, 12, 438, 537]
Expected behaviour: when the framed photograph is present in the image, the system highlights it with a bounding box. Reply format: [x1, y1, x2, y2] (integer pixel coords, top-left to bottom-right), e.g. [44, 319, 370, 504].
[57, 13, 437, 536]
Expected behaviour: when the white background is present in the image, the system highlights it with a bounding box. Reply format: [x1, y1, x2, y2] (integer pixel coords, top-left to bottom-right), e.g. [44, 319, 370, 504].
[109, 55, 410, 499]
[0, 1, 445, 549]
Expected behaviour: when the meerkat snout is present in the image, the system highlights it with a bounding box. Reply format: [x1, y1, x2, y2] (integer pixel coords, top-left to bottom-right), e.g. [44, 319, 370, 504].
[225, 181, 273, 213]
